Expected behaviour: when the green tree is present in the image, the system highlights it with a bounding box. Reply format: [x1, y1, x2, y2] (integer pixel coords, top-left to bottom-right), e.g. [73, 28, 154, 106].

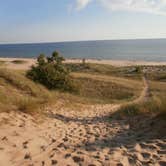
[27, 51, 74, 91]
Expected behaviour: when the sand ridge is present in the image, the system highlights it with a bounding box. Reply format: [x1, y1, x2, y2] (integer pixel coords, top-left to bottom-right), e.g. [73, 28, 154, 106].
[0, 78, 165, 166]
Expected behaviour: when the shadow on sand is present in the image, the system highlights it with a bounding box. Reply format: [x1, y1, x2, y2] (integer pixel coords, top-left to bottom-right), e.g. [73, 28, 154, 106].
[47, 112, 166, 152]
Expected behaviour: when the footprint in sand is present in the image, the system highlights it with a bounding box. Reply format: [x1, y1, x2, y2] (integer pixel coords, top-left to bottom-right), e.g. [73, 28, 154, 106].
[51, 159, 58, 165]
[24, 152, 31, 160]
[22, 141, 28, 149]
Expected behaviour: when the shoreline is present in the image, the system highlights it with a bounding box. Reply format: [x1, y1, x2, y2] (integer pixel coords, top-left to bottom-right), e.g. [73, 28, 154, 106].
[0, 57, 166, 70]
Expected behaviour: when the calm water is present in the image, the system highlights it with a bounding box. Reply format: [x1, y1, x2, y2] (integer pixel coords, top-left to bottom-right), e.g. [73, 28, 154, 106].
[0, 39, 166, 61]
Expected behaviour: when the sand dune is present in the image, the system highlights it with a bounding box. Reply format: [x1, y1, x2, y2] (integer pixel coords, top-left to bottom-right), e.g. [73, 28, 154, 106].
[0, 104, 165, 166]
[0, 58, 165, 165]
[0, 78, 165, 166]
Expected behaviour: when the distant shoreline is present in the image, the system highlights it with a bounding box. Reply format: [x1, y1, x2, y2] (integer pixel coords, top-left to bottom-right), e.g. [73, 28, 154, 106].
[0, 57, 166, 70]
[1, 39, 166, 61]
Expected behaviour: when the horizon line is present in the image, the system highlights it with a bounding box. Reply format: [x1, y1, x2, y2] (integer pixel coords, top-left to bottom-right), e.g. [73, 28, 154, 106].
[0, 37, 166, 45]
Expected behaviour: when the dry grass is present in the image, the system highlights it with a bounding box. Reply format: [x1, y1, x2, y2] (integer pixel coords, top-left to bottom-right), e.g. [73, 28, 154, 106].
[66, 63, 143, 80]
[113, 79, 166, 119]
[0, 68, 53, 114]
[0, 60, 6, 64]
[11, 60, 27, 64]
[148, 80, 166, 118]
[0, 65, 144, 114]
[72, 76, 137, 104]
[0, 64, 165, 117]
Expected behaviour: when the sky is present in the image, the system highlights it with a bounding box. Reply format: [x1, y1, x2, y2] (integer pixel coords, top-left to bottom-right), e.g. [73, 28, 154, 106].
[0, 0, 166, 43]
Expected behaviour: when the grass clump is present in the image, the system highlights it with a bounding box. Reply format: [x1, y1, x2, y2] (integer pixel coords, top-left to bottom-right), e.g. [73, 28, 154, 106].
[27, 51, 75, 91]
[0, 68, 54, 114]
[114, 96, 166, 119]
[11, 60, 27, 64]
[0, 60, 6, 65]
[15, 97, 39, 113]
[0, 68, 50, 98]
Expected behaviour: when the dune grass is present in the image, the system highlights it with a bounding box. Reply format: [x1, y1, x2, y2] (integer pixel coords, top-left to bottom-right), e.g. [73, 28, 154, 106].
[0, 60, 6, 67]
[0, 65, 144, 114]
[0, 68, 53, 114]
[72, 76, 139, 104]
[0, 60, 6, 64]
[11, 60, 27, 64]
[66, 63, 143, 80]
[115, 97, 165, 117]
[0, 64, 165, 117]
[113, 79, 166, 119]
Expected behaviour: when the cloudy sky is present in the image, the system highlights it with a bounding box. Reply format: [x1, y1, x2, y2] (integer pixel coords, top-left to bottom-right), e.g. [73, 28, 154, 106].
[0, 0, 166, 43]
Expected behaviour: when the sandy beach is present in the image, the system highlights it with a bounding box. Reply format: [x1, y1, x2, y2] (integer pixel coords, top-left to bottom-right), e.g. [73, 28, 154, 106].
[0, 57, 166, 70]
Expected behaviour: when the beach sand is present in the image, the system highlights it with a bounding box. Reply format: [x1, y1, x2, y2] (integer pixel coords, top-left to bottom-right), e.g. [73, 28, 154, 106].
[0, 57, 166, 70]
[0, 103, 165, 166]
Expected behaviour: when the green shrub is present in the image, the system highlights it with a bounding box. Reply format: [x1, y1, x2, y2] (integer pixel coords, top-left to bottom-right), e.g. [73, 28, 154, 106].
[27, 51, 75, 91]
[135, 66, 142, 74]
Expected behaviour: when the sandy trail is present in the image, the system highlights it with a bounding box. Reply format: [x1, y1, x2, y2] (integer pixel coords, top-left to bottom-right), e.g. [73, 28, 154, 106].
[0, 77, 165, 166]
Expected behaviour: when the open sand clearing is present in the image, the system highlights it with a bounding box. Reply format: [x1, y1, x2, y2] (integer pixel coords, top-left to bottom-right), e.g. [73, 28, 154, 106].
[0, 77, 165, 166]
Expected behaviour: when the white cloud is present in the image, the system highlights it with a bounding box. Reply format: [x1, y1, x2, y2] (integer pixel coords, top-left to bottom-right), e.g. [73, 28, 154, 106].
[75, 0, 166, 15]
[76, 0, 92, 10]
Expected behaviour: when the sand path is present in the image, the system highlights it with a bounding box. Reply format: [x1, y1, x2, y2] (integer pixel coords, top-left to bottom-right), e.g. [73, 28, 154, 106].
[0, 77, 165, 166]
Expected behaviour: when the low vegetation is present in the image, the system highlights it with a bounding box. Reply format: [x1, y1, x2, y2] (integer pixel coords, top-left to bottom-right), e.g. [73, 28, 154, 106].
[113, 79, 166, 119]
[115, 97, 165, 117]
[11, 60, 27, 64]
[0, 60, 6, 64]
[0, 68, 52, 114]
[0, 57, 165, 119]
[27, 52, 75, 91]
[66, 63, 143, 79]
[73, 77, 135, 103]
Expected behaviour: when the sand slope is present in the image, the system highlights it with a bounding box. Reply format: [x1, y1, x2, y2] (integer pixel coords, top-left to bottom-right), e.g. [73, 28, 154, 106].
[0, 103, 165, 166]
[0, 61, 166, 165]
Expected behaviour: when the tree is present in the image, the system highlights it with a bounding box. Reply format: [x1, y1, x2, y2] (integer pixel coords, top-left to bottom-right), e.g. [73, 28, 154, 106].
[27, 51, 74, 91]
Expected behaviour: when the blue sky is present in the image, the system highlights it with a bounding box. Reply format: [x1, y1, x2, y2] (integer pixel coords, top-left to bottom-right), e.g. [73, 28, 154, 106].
[0, 0, 166, 43]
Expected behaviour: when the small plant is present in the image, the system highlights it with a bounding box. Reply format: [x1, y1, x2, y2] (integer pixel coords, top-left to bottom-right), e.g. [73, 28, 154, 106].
[0, 60, 6, 65]
[12, 60, 27, 64]
[82, 58, 86, 65]
[27, 51, 75, 91]
[135, 66, 142, 74]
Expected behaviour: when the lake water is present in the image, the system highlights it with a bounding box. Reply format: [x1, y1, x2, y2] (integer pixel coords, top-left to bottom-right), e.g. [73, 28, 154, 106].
[0, 39, 166, 61]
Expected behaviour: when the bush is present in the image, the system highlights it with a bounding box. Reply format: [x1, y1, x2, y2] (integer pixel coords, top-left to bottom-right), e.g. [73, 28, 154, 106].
[27, 51, 75, 91]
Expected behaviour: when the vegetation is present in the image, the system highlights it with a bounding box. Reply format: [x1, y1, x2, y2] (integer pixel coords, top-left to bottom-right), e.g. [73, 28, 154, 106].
[115, 97, 165, 117]
[0, 60, 6, 65]
[0, 64, 144, 114]
[113, 79, 166, 119]
[73, 77, 135, 103]
[11, 60, 27, 64]
[27, 51, 75, 91]
[0, 59, 165, 119]
[0, 68, 52, 114]
[65, 63, 143, 79]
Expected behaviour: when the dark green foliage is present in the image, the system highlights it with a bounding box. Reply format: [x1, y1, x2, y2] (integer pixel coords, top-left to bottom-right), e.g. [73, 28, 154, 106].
[135, 66, 142, 74]
[27, 51, 74, 91]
